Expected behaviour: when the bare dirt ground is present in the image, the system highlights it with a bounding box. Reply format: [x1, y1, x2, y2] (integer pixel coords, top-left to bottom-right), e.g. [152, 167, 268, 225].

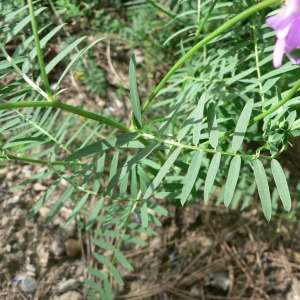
[2, 157, 300, 300]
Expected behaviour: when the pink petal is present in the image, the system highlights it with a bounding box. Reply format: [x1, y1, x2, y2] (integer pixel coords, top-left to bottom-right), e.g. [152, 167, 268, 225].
[273, 39, 285, 68]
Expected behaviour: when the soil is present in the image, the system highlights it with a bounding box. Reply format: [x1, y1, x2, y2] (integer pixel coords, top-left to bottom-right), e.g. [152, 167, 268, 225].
[2, 158, 300, 300]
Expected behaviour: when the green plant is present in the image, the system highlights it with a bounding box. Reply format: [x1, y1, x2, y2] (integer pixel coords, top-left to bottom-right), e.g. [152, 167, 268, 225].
[1, 0, 300, 298]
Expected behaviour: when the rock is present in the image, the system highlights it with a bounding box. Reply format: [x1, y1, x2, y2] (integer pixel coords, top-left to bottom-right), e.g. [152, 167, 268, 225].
[36, 244, 49, 267]
[54, 291, 83, 300]
[21, 276, 38, 294]
[190, 284, 201, 296]
[38, 206, 51, 220]
[65, 239, 81, 258]
[58, 278, 80, 293]
[51, 239, 65, 257]
[203, 272, 230, 291]
[33, 182, 47, 191]
[7, 195, 20, 204]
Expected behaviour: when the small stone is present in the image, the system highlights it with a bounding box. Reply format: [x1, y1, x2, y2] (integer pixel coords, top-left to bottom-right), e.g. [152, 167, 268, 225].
[33, 182, 47, 191]
[65, 239, 81, 258]
[26, 265, 36, 273]
[0, 168, 7, 179]
[21, 276, 38, 294]
[190, 284, 201, 296]
[58, 278, 80, 293]
[38, 206, 50, 220]
[7, 195, 20, 204]
[51, 240, 65, 257]
[36, 244, 49, 267]
[54, 291, 83, 300]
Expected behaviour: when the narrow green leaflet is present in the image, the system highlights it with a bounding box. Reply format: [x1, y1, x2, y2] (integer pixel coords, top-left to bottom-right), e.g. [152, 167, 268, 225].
[204, 153, 221, 203]
[63, 193, 89, 230]
[181, 150, 203, 205]
[46, 187, 75, 224]
[144, 147, 181, 199]
[109, 264, 124, 285]
[104, 278, 113, 299]
[55, 37, 105, 90]
[207, 102, 218, 148]
[104, 141, 159, 196]
[129, 53, 142, 129]
[117, 202, 133, 230]
[86, 197, 105, 232]
[231, 177, 246, 209]
[87, 266, 107, 281]
[224, 156, 241, 207]
[107, 151, 119, 196]
[240, 180, 257, 211]
[12, 168, 63, 192]
[114, 250, 134, 271]
[232, 99, 254, 152]
[131, 166, 138, 199]
[260, 77, 280, 94]
[253, 160, 272, 221]
[94, 253, 111, 265]
[177, 109, 196, 141]
[3, 137, 48, 149]
[94, 152, 106, 192]
[193, 93, 206, 145]
[65, 132, 139, 161]
[141, 199, 148, 228]
[37, 36, 88, 83]
[84, 278, 104, 294]
[93, 239, 116, 252]
[271, 159, 291, 211]
[28, 179, 60, 219]
[102, 201, 119, 232]
[0, 118, 23, 133]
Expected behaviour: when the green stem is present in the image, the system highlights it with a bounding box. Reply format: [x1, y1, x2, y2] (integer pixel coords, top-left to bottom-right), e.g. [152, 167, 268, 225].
[0, 153, 84, 166]
[27, 0, 54, 101]
[142, 0, 280, 113]
[0, 101, 166, 164]
[0, 43, 48, 99]
[193, 0, 219, 47]
[141, 133, 270, 160]
[250, 11, 265, 109]
[0, 101, 131, 133]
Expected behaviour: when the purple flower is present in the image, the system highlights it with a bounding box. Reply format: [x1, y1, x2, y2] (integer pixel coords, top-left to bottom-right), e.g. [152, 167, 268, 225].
[266, 0, 300, 68]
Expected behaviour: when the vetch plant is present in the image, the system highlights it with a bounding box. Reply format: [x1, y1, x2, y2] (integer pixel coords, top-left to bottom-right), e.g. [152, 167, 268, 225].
[1, 0, 300, 298]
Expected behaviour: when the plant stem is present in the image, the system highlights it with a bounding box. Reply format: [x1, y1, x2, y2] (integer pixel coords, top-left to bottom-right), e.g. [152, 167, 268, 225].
[142, 0, 280, 113]
[27, 0, 54, 101]
[0, 101, 132, 133]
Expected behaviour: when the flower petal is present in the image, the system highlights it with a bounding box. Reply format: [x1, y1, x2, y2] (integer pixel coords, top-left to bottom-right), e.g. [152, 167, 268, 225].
[273, 39, 286, 68]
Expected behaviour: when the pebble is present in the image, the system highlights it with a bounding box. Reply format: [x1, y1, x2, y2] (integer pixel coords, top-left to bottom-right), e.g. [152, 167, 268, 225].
[54, 291, 83, 300]
[7, 195, 20, 205]
[58, 278, 80, 293]
[51, 240, 65, 257]
[21, 276, 38, 294]
[65, 239, 81, 258]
